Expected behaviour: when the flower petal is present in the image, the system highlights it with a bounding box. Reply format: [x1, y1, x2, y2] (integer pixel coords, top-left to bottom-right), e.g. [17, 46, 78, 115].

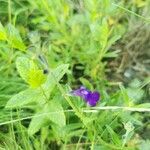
[87, 100, 97, 107]
[70, 86, 100, 107]
[85, 91, 100, 106]
[70, 86, 90, 99]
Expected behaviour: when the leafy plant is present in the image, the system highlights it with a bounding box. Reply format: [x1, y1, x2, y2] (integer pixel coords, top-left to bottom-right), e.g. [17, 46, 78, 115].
[6, 56, 69, 135]
[0, 0, 149, 149]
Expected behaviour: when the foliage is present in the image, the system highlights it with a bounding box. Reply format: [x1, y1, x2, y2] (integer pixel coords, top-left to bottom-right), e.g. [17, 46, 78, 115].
[0, 0, 149, 150]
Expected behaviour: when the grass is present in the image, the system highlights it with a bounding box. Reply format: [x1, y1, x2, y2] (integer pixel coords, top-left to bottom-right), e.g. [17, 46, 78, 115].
[0, 0, 150, 150]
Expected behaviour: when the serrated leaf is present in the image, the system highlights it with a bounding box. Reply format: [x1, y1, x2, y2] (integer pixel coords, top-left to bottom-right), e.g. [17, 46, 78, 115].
[16, 57, 33, 82]
[28, 100, 66, 135]
[6, 24, 26, 51]
[28, 110, 49, 135]
[5, 88, 44, 108]
[48, 100, 66, 126]
[16, 56, 40, 85]
[28, 69, 46, 88]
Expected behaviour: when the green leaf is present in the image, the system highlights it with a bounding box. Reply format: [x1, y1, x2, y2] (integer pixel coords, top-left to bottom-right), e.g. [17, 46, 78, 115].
[16, 56, 46, 88]
[5, 88, 44, 108]
[0, 22, 7, 40]
[106, 35, 121, 50]
[104, 50, 121, 58]
[28, 100, 66, 135]
[119, 84, 131, 105]
[5, 64, 69, 108]
[6, 24, 26, 51]
[16, 57, 35, 82]
[106, 125, 121, 145]
[42, 64, 69, 96]
[28, 109, 50, 135]
[79, 77, 93, 90]
[48, 100, 66, 126]
[99, 19, 109, 49]
[28, 69, 46, 88]
[16, 57, 69, 89]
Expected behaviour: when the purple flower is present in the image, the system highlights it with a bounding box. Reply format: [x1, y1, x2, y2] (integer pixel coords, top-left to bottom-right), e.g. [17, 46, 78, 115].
[70, 86, 100, 106]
